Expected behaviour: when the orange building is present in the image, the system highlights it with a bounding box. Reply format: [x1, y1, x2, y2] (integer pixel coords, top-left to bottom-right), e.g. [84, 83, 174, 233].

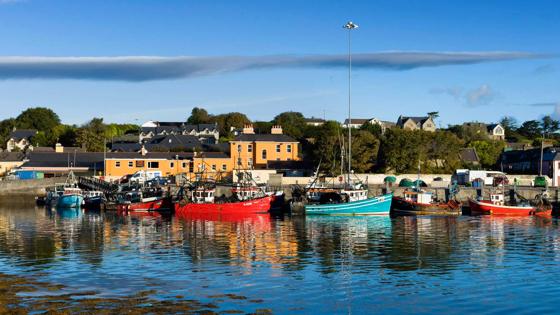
[229, 125, 300, 169]
[104, 152, 233, 181]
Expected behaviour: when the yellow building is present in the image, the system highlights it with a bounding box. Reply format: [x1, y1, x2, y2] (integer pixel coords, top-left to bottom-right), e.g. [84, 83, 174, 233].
[229, 125, 300, 169]
[104, 152, 233, 181]
[0, 152, 25, 176]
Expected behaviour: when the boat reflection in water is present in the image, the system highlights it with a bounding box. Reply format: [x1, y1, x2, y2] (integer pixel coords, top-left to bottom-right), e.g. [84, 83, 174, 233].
[1, 201, 560, 314]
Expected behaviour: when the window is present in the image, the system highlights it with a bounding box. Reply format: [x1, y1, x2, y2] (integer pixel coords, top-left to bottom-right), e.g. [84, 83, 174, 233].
[237, 144, 242, 153]
[136, 161, 145, 167]
[222, 164, 227, 171]
[262, 150, 267, 159]
[248, 144, 252, 152]
[115, 161, 121, 167]
[248, 158, 253, 167]
[287, 144, 292, 153]
[170, 162, 175, 168]
[182, 162, 187, 168]
[276, 144, 281, 153]
[237, 157, 242, 166]
[189, 162, 194, 173]
[128, 161, 133, 167]
[148, 161, 159, 169]
[212, 164, 216, 171]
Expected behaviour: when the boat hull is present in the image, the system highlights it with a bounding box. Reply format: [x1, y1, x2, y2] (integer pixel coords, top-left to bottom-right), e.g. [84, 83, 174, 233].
[468, 198, 552, 216]
[391, 197, 462, 216]
[118, 197, 172, 212]
[56, 195, 84, 208]
[305, 193, 393, 215]
[84, 196, 103, 209]
[174, 195, 274, 215]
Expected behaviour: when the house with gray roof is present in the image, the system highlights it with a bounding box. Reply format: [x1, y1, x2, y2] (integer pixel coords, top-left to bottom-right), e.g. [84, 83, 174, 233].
[396, 116, 436, 132]
[140, 121, 219, 143]
[6, 129, 37, 152]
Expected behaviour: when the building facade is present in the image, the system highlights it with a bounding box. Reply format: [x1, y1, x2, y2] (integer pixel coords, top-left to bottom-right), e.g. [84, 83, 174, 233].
[396, 116, 436, 132]
[104, 152, 233, 181]
[140, 121, 219, 143]
[229, 125, 300, 170]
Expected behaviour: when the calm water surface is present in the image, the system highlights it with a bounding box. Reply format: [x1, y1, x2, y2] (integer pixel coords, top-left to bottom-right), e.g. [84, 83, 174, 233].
[1, 201, 560, 314]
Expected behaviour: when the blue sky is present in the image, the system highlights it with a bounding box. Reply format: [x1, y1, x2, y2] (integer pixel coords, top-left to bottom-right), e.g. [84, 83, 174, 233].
[0, 0, 557, 126]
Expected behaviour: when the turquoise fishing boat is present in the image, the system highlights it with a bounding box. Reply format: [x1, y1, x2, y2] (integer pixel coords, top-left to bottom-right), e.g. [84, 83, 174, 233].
[304, 24, 392, 216]
[56, 187, 84, 208]
[305, 192, 392, 215]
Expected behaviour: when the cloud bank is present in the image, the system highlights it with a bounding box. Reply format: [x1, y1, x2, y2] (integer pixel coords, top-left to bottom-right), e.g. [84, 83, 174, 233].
[0, 51, 546, 81]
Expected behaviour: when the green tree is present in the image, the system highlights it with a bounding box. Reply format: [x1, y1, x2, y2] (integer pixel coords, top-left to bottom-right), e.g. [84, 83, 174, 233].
[541, 115, 560, 134]
[312, 121, 343, 175]
[469, 140, 505, 168]
[76, 118, 107, 152]
[359, 122, 383, 138]
[351, 130, 379, 173]
[187, 107, 212, 124]
[0, 118, 17, 149]
[272, 112, 306, 139]
[518, 120, 542, 139]
[213, 112, 251, 136]
[16, 107, 61, 132]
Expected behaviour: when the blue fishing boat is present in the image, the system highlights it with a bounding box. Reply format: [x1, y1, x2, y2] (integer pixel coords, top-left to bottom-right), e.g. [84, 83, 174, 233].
[305, 192, 393, 215]
[57, 187, 84, 208]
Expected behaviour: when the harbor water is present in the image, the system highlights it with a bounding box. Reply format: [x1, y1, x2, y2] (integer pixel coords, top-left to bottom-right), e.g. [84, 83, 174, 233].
[1, 200, 560, 314]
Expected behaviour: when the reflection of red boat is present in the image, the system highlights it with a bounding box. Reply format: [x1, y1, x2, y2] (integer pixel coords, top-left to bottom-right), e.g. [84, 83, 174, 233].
[176, 209, 271, 228]
[174, 195, 274, 215]
[468, 198, 552, 216]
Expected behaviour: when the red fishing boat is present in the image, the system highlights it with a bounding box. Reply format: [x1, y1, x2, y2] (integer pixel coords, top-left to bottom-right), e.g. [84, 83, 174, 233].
[392, 190, 461, 216]
[468, 192, 552, 216]
[117, 191, 172, 212]
[175, 195, 274, 214]
[174, 184, 274, 215]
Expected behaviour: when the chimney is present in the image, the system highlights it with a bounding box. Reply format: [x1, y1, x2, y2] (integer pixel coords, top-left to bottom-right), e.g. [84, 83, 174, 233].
[140, 145, 148, 156]
[271, 125, 283, 135]
[55, 143, 64, 153]
[242, 124, 254, 134]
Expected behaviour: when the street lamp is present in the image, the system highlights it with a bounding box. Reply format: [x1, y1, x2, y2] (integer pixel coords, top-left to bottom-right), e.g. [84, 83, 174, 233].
[343, 21, 358, 185]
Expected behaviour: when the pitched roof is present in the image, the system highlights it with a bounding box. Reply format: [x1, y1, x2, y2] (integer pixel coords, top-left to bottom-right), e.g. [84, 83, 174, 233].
[501, 147, 560, 163]
[141, 123, 218, 135]
[400, 116, 431, 124]
[0, 151, 25, 162]
[487, 123, 501, 133]
[459, 148, 479, 163]
[9, 129, 37, 141]
[343, 118, 370, 125]
[233, 134, 298, 142]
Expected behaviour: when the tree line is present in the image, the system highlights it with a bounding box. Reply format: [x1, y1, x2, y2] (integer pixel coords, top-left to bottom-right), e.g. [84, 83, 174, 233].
[0, 107, 138, 152]
[2, 107, 558, 175]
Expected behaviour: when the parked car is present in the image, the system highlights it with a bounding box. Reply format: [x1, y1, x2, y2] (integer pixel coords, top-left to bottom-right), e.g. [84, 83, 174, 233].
[145, 176, 169, 187]
[129, 170, 163, 185]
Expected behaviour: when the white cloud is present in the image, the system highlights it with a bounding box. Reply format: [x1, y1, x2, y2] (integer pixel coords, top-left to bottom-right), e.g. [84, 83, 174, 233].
[466, 84, 495, 106]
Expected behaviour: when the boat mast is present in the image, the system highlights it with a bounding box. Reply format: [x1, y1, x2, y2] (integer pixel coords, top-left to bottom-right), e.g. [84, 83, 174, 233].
[539, 130, 545, 176]
[344, 21, 358, 188]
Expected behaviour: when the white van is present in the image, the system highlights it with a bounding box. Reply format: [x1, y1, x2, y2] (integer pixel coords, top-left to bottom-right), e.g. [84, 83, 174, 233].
[129, 170, 163, 184]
